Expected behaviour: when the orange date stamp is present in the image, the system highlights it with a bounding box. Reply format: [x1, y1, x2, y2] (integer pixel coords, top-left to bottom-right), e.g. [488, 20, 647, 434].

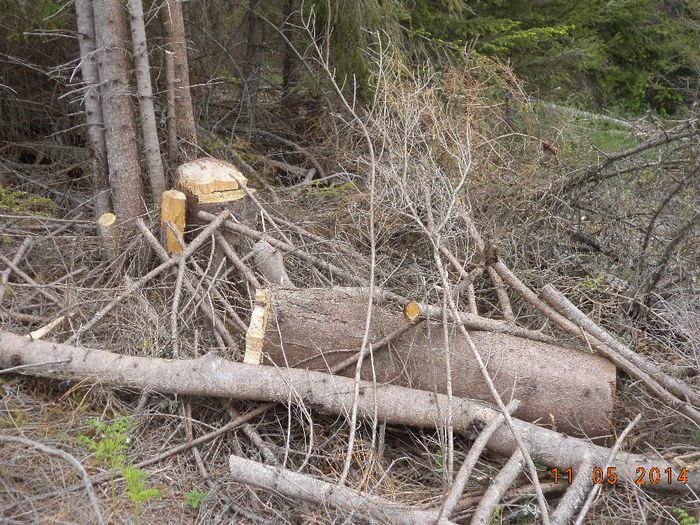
[551, 466, 688, 485]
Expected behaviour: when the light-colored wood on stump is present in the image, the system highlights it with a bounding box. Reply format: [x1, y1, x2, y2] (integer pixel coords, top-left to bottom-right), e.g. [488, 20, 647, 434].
[176, 158, 258, 270]
[97, 212, 122, 261]
[160, 189, 186, 253]
[178, 157, 248, 203]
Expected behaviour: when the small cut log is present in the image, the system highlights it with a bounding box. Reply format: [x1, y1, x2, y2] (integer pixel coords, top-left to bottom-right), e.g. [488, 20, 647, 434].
[260, 287, 616, 438]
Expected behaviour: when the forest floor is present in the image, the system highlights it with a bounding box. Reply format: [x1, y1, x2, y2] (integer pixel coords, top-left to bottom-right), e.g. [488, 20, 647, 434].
[1, 59, 699, 524]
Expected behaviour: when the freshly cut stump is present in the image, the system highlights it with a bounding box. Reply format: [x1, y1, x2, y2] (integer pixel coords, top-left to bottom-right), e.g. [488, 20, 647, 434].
[176, 158, 257, 267]
[260, 287, 616, 438]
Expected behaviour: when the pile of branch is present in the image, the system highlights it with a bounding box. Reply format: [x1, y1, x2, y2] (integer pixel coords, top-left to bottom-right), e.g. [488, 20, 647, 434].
[1, 161, 698, 522]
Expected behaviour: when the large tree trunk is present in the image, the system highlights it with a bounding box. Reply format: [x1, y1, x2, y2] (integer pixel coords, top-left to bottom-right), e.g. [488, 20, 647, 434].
[0, 330, 694, 494]
[127, 0, 166, 205]
[93, 0, 145, 230]
[245, 0, 264, 119]
[159, 0, 197, 161]
[74, 0, 111, 220]
[260, 287, 616, 438]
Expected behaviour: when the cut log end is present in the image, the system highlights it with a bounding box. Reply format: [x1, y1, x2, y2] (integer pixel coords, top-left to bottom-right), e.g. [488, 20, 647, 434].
[403, 301, 421, 323]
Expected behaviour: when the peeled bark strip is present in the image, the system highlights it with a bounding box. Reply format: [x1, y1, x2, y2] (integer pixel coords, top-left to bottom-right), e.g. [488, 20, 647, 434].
[228, 454, 454, 525]
[261, 287, 616, 438]
[244, 288, 271, 365]
[0, 331, 695, 493]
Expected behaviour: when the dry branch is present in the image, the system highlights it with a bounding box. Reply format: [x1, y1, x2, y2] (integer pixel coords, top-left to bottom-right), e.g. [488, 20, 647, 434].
[540, 284, 700, 409]
[471, 450, 525, 525]
[252, 239, 296, 287]
[228, 454, 453, 525]
[438, 400, 519, 520]
[66, 209, 230, 344]
[490, 260, 700, 424]
[1, 331, 695, 494]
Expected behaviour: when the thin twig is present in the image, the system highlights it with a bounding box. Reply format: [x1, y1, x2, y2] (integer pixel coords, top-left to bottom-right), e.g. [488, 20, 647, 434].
[0, 436, 105, 525]
[437, 400, 519, 520]
[573, 414, 643, 525]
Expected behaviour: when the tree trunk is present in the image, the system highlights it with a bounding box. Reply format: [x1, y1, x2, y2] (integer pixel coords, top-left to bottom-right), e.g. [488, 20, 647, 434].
[245, 0, 264, 119]
[0, 330, 694, 494]
[280, 0, 298, 114]
[260, 287, 616, 438]
[159, 0, 197, 161]
[93, 0, 145, 231]
[74, 0, 111, 220]
[127, 0, 166, 205]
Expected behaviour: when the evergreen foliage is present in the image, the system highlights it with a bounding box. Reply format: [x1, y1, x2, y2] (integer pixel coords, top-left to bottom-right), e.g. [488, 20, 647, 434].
[401, 0, 699, 114]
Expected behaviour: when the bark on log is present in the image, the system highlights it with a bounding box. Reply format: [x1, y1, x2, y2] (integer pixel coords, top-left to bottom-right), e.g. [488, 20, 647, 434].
[260, 287, 616, 438]
[0, 331, 694, 493]
[228, 454, 454, 525]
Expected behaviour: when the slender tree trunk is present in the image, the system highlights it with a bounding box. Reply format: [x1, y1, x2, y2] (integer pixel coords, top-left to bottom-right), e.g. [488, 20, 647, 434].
[93, 0, 145, 230]
[74, 0, 111, 220]
[127, 0, 166, 206]
[159, 0, 197, 161]
[281, 0, 297, 113]
[246, 0, 264, 119]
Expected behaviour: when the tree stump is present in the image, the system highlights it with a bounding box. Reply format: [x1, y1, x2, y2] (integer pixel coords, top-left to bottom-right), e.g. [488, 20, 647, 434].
[176, 158, 257, 269]
[259, 287, 617, 438]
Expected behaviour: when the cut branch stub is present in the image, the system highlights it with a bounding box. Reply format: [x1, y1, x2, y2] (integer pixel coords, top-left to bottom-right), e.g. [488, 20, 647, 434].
[97, 212, 122, 261]
[176, 158, 257, 256]
[160, 189, 186, 253]
[244, 288, 271, 365]
[403, 301, 420, 323]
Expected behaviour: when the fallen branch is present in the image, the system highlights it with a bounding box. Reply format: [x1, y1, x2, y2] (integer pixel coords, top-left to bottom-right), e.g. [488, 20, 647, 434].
[0, 435, 105, 525]
[438, 400, 519, 520]
[471, 449, 525, 525]
[1, 331, 695, 493]
[228, 454, 454, 525]
[540, 284, 700, 409]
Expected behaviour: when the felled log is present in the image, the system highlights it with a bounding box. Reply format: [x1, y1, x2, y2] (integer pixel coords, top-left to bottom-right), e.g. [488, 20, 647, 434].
[260, 287, 616, 438]
[0, 331, 694, 493]
[228, 455, 455, 525]
[177, 158, 257, 266]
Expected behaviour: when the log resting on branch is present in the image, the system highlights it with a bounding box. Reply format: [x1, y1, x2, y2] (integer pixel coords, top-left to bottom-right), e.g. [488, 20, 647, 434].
[261, 287, 615, 438]
[0, 331, 695, 493]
